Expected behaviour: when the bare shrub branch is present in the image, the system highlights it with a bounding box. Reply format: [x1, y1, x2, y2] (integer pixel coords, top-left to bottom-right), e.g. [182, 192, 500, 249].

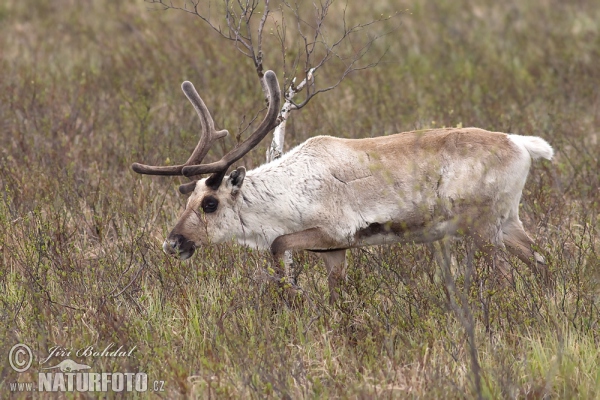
[431, 240, 483, 400]
[145, 0, 398, 109]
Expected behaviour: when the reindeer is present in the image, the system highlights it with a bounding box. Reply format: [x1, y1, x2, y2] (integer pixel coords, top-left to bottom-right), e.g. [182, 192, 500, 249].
[132, 71, 553, 299]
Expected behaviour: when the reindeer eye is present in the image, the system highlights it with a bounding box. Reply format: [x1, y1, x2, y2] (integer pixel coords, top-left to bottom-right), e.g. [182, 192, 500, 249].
[201, 196, 219, 213]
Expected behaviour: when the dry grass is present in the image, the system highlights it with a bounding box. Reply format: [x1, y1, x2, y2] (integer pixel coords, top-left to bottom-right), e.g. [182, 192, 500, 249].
[1, 0, 599, 398]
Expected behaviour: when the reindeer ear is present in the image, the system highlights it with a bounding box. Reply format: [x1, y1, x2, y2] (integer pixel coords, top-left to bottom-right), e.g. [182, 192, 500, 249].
[179, 181, 197, 194]
[228, 166, 246, 193]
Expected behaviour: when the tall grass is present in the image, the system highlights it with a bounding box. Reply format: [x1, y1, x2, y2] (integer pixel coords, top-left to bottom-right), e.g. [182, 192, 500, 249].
[1, 0, 598, 398]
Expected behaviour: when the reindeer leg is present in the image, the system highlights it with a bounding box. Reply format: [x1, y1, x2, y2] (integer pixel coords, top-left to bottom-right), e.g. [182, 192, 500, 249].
[270, 227, 343, 303]
[319, 250, 348, 304]
[271, 227, 341, 259]
[502, 217, 550, 285]
[471, 224, 513, 286]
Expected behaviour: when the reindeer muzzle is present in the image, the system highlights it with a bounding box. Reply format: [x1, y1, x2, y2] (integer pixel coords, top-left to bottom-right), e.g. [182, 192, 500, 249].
[163, 235, 196, 260]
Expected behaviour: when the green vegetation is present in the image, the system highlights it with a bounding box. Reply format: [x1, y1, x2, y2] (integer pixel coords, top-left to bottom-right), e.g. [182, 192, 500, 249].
[1, 0, 598, 398]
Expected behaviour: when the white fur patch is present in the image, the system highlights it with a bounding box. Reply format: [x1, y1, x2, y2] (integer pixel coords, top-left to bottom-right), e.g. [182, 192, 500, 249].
[508, 134, 554, 160]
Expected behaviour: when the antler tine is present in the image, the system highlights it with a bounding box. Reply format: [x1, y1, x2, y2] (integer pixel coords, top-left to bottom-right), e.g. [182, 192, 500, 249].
[181, 70, 282, 188]
[131, 162, 186, 176]
[131, 81, 228, 176]
[181, 81, 229, 165]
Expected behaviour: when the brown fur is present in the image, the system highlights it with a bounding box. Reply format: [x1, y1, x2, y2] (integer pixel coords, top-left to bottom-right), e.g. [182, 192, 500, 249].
[343, 127, 519, 161]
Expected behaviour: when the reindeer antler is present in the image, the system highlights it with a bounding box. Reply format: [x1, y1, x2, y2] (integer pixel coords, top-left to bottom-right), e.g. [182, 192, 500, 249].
[131, 70, 281, 192]
[131, 82, 229, 176]
[182, 71, 281, 188]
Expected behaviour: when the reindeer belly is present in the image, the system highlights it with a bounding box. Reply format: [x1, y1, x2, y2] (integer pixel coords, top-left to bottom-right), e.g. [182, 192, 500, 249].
[345, 181, 480, 248]
[353, 219, 460, 246]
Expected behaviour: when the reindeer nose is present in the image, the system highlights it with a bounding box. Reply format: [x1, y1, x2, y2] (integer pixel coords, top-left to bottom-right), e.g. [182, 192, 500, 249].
[163, 240, 178, 255]
[163, 235, 196, 260]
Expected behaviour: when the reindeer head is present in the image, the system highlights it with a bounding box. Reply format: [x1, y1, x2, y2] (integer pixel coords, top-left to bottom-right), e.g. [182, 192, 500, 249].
[132, 71, 281, 259]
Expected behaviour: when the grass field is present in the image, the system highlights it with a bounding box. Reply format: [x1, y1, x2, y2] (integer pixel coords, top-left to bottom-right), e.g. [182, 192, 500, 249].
[1, 0, 599, 398]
